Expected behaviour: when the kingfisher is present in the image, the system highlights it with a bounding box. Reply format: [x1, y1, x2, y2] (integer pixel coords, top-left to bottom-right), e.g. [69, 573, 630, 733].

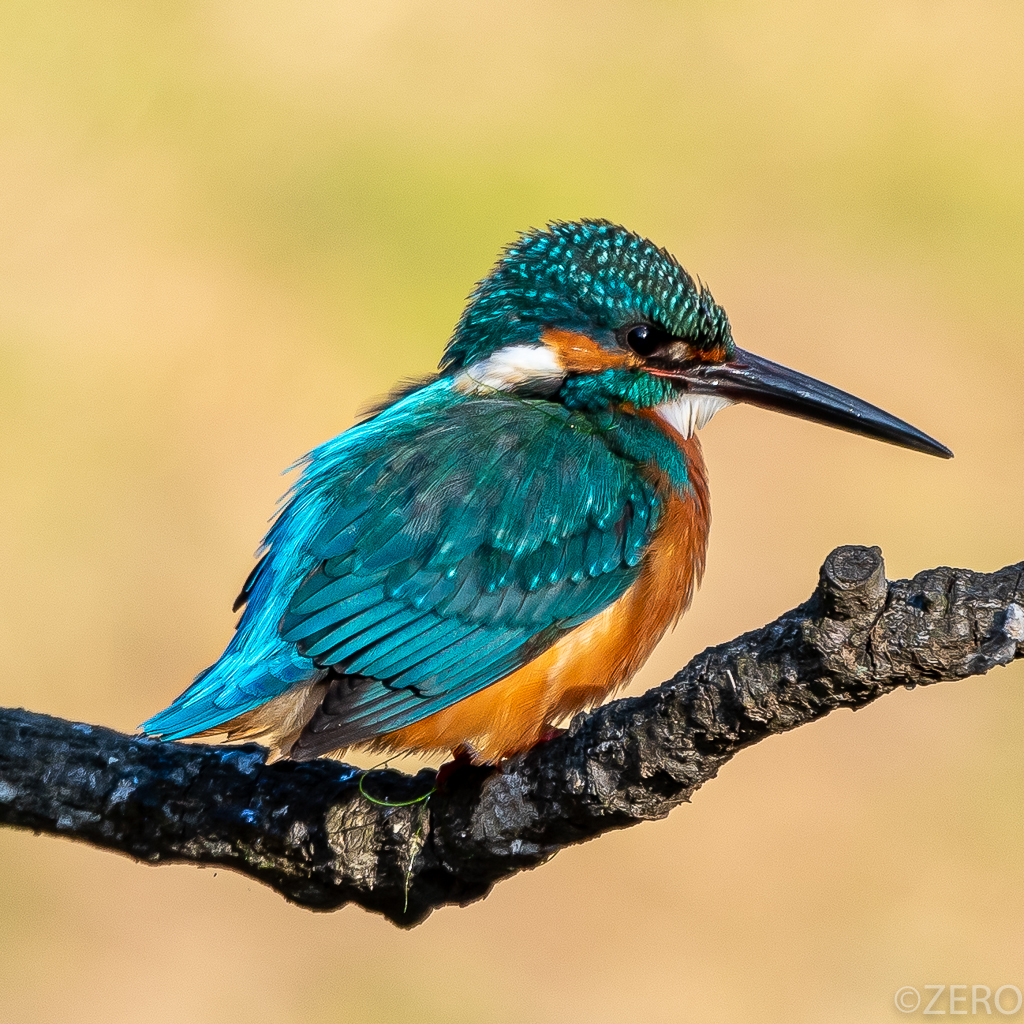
[143, 220, 951, 765]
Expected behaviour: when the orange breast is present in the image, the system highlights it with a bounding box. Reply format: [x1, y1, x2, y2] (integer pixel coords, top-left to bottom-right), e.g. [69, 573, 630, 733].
[375, 428, 711, 764]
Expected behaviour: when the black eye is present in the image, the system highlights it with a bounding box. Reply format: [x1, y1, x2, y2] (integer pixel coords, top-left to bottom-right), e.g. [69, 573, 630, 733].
[621, 323, 668, 358]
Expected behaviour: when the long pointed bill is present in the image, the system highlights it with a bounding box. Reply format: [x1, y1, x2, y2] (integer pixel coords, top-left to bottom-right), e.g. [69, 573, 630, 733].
[663, 347, 953, 458]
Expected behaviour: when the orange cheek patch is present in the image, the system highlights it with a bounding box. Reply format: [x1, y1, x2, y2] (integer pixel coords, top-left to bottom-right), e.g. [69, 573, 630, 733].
[541, 328, 639, 374]
[701, 344, 729, 364]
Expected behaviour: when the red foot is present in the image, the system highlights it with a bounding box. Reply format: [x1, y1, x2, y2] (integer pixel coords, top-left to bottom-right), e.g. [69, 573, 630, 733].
[535, 725, 566, 745]
[434, 729, 566, 788]
[434, 745, 480, 790]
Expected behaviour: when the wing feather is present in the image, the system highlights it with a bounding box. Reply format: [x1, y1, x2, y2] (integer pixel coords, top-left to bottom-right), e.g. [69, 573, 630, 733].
[276, 393, 667, 745]
[143, 381, 679, 747]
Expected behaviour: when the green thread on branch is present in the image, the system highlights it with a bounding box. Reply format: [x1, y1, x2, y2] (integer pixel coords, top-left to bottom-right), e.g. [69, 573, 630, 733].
[356, 767, 434, 915]
[403, 805, 430, 915]
[357, 769, 435, 808]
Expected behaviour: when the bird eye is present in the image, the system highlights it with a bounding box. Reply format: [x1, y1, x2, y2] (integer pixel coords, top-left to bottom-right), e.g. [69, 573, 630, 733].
[622, 323, 668, 358]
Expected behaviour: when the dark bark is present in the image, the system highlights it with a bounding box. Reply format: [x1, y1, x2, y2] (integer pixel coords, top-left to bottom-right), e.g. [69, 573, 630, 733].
[0, 546, 1021, 927]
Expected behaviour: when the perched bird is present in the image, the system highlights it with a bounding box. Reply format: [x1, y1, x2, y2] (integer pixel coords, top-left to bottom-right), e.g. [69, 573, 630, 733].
[143, 220, 951, 764]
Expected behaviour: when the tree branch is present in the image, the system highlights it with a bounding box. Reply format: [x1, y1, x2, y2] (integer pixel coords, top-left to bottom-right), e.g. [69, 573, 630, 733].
[1, 546, 1021, 926]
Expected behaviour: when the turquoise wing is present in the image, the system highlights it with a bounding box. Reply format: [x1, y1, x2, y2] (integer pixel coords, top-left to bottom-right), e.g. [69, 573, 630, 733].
[143, 381, 672, 747]
[278, 392, 663, 749]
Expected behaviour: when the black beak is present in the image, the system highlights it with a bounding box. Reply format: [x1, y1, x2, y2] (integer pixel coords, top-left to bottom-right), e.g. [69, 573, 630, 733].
[665, 347, 953, 458]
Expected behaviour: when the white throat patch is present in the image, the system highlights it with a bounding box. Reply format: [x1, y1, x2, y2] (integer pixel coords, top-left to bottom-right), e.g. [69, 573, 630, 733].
[456, 345, 565, 394]
[656, 394, 733, 439]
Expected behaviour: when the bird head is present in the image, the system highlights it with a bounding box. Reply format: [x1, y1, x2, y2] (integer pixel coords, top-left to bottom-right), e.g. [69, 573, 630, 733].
[442, 220, 951, 457]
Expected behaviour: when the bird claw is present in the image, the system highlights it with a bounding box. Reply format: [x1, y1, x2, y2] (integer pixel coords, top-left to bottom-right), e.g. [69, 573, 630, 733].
[434, 744, 485, 789]
[434, 728, 567, 788]
[535, 725, 566, 744]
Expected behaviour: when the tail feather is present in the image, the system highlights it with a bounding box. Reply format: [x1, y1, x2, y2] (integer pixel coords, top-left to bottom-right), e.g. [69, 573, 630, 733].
[141, 653, 318, 741]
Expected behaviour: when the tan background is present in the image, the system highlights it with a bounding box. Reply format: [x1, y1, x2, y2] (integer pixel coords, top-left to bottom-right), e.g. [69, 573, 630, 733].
[1, 2, 1023, 1021]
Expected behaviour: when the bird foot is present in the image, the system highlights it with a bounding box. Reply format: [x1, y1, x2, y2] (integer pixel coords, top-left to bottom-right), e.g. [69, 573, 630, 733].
[535, 725, 566, 745]
[434, 744, 485, 789]
[434, 729, 566, 789]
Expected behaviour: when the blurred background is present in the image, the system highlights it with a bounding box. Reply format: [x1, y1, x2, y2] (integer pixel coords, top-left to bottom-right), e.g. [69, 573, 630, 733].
[1, 1, 1022, 1021]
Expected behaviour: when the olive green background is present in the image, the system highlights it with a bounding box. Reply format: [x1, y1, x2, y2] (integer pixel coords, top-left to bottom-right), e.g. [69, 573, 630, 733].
[1, 2, 1022, 1021]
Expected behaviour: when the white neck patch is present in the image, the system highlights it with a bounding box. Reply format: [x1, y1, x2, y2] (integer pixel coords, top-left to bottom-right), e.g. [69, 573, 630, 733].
[456, 344, 565, 394]
[656, 393, 733, 439]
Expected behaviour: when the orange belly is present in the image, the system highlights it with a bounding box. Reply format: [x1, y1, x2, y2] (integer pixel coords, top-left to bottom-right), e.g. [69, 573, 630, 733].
[375, 431, 711, 763]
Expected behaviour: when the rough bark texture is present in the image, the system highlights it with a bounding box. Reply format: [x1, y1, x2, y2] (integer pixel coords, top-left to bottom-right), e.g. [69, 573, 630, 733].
[1, 546, 1021, 927]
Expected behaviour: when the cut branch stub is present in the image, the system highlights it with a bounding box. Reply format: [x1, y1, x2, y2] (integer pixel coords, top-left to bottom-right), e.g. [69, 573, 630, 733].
[817, 544, 887, 620]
